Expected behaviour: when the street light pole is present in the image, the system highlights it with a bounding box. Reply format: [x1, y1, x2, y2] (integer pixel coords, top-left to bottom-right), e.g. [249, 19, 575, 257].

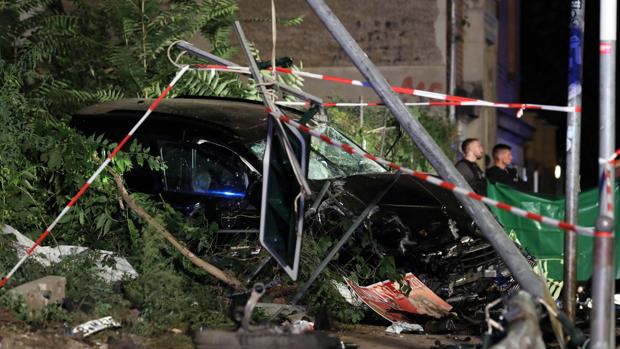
[563, 0, 585, 322]
[590, 0, 616, 348]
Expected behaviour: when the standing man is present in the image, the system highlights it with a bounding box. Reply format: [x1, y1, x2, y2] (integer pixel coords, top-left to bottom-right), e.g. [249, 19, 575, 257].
[455, 138, 487, 196]
[486, 144, 524, 189]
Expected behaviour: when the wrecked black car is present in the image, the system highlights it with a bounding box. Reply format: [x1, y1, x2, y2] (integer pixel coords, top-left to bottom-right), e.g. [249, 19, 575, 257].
[72, 97, 530, 327]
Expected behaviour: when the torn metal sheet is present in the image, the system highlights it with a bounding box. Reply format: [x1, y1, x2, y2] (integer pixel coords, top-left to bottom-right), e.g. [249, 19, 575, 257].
[71, 316, 121, 338]
[2, 224, 137, 282]
[344, 273, 452, 322]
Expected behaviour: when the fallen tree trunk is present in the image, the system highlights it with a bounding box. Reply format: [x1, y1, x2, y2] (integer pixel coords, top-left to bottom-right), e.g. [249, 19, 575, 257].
[113, 173, 244, 290]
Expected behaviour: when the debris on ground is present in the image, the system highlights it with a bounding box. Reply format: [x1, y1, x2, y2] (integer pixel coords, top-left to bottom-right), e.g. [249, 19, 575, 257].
[8, 276, 66, 311]
[333, 281, 364, 307]
[2, 225, 137, 282]
[290, 319, 315, 334]
[256, 302, 310, 322]
[384, 321, 423, 335]
[71, 316, 121, 338]
[335, 324, 481, 349]
[345, 273, 453, 322]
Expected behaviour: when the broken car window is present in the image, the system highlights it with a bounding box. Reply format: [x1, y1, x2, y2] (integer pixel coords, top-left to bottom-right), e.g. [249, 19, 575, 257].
[250, 125, 385, 180]
[309, 125, 385, 179]
[160, 142, 250, 198]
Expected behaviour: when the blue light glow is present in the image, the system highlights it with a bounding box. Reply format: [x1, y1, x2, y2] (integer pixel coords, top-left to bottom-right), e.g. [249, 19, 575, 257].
[206, 190, 245, 198]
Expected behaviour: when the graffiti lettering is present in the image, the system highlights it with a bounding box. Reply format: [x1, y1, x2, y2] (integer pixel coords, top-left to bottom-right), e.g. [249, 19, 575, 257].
[400, 76, 443, 93]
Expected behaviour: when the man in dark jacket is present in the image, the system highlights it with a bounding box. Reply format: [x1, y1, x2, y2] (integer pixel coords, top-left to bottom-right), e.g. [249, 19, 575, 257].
[486, 144, 525, 190]
[455, 138, 487, 196]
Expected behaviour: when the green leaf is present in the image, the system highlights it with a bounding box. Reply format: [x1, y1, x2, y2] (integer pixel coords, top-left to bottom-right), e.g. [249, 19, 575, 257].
[95, 213, 106, 230]
[103, 217, 112, 236]
[47, 150, 61, 169]
[377, 256, 396, 278]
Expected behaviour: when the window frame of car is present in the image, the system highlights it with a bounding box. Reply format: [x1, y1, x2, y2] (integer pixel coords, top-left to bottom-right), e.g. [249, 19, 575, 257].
[156, 138, 258, 201]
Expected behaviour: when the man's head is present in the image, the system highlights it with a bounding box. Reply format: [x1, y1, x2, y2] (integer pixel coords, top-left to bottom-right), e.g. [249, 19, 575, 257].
[461, 138, 483, 160]
[492, 144, 513, 168]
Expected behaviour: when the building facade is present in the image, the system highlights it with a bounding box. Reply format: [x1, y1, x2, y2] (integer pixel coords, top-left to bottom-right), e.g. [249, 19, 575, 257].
[233, 0, 552, 191]
[237, 0, 447, 101]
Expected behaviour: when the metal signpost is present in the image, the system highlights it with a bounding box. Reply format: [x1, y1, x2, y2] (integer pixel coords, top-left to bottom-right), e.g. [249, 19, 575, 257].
[234, 21, 311, 281]
[563, 0, 585, 322]
[591, 0, 617, 348]
[448, 0, 457, 124]
[304, 0, 547, 300]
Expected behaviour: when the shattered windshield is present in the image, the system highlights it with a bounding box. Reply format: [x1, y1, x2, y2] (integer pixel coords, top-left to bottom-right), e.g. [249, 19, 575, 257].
[250, 124, 385, 180]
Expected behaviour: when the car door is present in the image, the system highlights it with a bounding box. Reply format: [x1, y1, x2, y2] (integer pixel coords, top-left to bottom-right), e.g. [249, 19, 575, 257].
[156, 138, 261, 235]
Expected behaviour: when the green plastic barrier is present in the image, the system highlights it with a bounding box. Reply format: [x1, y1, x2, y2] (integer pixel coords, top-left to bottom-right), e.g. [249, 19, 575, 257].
[487, 182, 620, 281]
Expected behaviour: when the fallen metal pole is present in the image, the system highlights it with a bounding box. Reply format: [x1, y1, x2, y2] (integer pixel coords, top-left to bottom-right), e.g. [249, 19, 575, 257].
[175, 41, 325, 107]
[305, 0, 547, 300]
[563, 0, 585, 322]
[591, 0, 617, 347]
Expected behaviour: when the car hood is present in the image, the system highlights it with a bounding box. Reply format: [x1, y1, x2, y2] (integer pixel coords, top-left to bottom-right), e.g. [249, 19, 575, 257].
[313, 172, 470, 223]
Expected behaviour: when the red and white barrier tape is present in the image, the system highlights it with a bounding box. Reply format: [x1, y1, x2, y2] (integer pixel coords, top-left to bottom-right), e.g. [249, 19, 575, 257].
[274, 101, 571, 117]
[193, 64, 580, 115]
[607, 149, 620, 163]
[275, 101, 510, 108]
[267, 109, 594, 237]
[0, 63, 599, 288]
[600, 149, 618, 222]
[0, 66, 190, 289]
[605, 167, 614, 214]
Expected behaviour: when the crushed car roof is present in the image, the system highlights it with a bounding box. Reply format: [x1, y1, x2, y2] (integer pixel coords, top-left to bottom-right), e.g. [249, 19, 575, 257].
[75, 97, 302, 144]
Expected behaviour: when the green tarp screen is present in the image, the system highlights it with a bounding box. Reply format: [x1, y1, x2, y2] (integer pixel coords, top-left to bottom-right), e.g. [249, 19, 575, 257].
[487, 182, 620, 281]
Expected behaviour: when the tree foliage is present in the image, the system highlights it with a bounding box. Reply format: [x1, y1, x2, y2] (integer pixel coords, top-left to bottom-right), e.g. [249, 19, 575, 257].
[0, 0, 246, 114]
[0, 0, 251, 334]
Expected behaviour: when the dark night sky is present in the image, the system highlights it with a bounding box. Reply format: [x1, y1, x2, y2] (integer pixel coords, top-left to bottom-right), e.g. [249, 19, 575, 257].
[520, 1, 618, 189]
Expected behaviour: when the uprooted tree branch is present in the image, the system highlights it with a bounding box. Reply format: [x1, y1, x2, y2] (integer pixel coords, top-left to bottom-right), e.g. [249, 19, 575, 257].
[112, 172, 245, 290]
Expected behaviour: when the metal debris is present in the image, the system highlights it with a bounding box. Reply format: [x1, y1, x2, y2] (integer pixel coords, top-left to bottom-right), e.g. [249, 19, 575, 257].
[71, 316, 121, 338]
[385, 321, 423, 335]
